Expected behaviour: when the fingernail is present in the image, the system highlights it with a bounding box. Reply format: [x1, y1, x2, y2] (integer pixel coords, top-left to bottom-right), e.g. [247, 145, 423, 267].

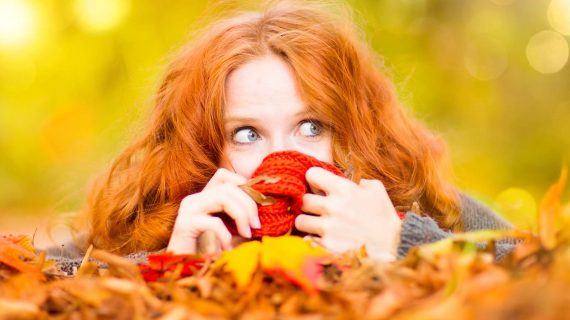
[244, 228, 252, 238]
[252, 216, 261, 229]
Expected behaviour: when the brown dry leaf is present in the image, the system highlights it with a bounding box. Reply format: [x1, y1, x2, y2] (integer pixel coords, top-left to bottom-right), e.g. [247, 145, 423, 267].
[5, 168, 570, 319]
[239, 175, 280, 206]
[197, 230, 220, 256]
[91, 249, 144, 283]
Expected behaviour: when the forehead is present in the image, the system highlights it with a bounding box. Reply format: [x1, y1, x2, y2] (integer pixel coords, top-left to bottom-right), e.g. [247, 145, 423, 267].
[224, 55, 306, 117]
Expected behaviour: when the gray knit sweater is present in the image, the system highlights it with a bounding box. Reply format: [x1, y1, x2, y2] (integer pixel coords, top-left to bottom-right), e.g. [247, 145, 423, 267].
[397, 193, 515, 259]
[47, 193, 515, 273]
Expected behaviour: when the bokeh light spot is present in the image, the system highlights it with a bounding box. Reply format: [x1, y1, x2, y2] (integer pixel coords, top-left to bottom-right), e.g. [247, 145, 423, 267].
[73, 0, 131, 33]
[0, 0, 37, 47]
[548, 0, 570, 36]
[494, 188, 537, 230]
[526, 30, 569, 74]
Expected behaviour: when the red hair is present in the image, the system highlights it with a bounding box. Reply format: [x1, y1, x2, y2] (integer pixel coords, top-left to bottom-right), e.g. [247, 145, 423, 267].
[82, 0, 461, 254]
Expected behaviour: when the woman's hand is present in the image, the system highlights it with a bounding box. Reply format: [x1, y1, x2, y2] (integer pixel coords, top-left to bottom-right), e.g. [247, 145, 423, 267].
[295, 167, 402, 262]
[167, 168, 261, 254]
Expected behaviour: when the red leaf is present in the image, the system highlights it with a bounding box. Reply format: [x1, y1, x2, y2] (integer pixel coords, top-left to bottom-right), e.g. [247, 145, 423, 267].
[138, 253, 204, 282]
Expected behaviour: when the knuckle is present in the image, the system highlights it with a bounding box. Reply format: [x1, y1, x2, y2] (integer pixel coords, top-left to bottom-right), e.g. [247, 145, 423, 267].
[210, 216, 225, 227]
[321, 201, 336, 215]
[361, 178, 384, 189]
[370, 179, 384, 189]
[179, 193, 197, 209]
[220, 183, 237, 195]
[211, 168, 228, 181]
[320, 219, 331, 233]
[216, 167, 231, 175]
[337, 181, 355, 194]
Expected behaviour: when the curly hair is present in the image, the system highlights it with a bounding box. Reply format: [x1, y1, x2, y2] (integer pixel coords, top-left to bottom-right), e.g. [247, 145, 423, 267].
[82, 0, 461, 254]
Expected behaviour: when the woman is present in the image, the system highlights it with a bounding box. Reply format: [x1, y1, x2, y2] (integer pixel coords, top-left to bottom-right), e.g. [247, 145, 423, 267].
[76, 0, 513, 262]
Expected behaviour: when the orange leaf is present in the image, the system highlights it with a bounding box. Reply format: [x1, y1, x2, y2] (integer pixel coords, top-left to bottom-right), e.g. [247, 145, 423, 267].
[0, 235, 43, 280]
[538, 166, 567, 250]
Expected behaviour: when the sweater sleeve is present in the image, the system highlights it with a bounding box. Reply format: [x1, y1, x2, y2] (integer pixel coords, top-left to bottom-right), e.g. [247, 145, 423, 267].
[43, 232, 153, 275]
[397, 193, 517, 259]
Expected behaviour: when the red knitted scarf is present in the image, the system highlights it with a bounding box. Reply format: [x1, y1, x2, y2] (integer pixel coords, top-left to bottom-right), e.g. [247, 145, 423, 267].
[219, 150, 403, 238]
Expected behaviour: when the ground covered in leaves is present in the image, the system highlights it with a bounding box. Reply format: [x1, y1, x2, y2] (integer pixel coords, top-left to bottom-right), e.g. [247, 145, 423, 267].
[1, 168, 570, 319]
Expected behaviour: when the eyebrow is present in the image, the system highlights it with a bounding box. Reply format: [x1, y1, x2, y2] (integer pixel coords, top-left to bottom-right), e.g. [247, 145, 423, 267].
[224, 110, 315, 124]
[224, 116, 259, 124]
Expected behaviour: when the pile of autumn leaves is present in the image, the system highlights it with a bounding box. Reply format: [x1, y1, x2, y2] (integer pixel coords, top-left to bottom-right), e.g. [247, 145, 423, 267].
[2, 169, 570, 319]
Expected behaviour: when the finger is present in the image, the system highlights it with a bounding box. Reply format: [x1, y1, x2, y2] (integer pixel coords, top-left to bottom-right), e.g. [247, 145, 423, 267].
[208, 185, 253, 238]
[180, 186, 255, 238]
[295, 214, 324, 236]
[306, 167, 354, 195]
[205, 168, 247, 190]
[167, 216, 232, 254]
[301, 193, 328, 216]
[307, 182, 325, 195]
[224, 184, 261, 230]
[209, 169, 261, 228]
[192, 216, 233, 251]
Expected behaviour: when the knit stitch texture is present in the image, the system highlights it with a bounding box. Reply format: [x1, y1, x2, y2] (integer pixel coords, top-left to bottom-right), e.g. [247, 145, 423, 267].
[218, 151, 345, 237]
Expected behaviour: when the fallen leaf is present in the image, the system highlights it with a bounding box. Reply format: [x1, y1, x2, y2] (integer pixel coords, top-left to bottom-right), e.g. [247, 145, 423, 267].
[215, 236, 329, 293]
[538, 166, 567, 250]
[418, 229, 527, 260]
[239, 175, 281, 206]
[138, 253, 204, 282]
[260, 236, 328, 293]
[214, 240, 262, 288]
[0, 236, 44, 280]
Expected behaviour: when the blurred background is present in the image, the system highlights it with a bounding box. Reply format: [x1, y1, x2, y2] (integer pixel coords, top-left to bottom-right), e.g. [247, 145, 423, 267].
[1, 0, 569, 245]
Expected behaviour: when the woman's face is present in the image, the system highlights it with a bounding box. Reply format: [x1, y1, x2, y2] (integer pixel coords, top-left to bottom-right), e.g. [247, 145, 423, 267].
[220, 54, 333, 179]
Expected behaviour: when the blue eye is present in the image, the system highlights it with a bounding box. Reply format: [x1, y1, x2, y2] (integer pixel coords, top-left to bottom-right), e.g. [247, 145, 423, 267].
[298, 120, 321, 137]
[232, 127, 260, 144]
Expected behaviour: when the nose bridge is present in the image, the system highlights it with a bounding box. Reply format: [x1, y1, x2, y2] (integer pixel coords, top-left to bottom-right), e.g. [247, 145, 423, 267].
[268, 132, 294, 154]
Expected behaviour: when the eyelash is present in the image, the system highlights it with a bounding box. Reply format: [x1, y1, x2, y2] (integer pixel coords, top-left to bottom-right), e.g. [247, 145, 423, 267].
[229, 119, 324, 145]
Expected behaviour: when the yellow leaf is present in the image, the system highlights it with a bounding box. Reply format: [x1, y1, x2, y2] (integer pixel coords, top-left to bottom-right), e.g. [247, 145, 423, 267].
[215, 240, 262, 288]
[538, 166, 567, 250]
[214, 236, 329, 292]
[260, 236, 328, 292]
